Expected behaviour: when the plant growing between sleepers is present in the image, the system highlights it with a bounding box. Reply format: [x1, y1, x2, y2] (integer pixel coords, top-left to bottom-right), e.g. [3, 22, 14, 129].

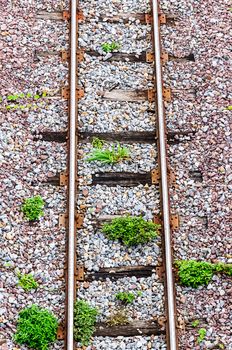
[86, 142, 130, 164]
[115, 291, 135, 304]
[115, 291, 142, 304]
[91, 137, 105, 149]
[106, 310, 129, 326]
[102, 216, 160, 246]
[101, 42, 121, 53]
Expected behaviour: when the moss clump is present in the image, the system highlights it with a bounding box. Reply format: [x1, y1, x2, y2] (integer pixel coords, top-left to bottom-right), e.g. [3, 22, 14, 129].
[102, 216, 160, 246]
[14, 305, 58, 350]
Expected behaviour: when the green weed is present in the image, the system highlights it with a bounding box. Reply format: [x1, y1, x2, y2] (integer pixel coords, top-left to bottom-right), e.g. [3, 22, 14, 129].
[214, 262, 232, 276]
[73, 300, 98, 346]
[191, 320, 200, 328]
[175, 260, 214, 288]
[102, 216, 160, 246]
[197, 328, 206, 343]
[1, 91, 48, 111]
[17, 272, 39, 291]
[101, 42, 121, 53]
[91, 137, 105, 149]
[7, 94, 19, 101]
[21, 195, 45, 221]
[87, 143, 130, 164]
[4, 261, 13, 268]
[115, 292, 135, 304]
[175, 260, 232, 288]
[14, 304, 58, 350]
[6, 92, 46, 102]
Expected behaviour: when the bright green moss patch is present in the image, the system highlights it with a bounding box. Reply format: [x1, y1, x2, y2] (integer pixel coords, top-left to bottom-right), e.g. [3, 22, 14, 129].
[102, 216, 160, 246]
[21, 195, 44, 221]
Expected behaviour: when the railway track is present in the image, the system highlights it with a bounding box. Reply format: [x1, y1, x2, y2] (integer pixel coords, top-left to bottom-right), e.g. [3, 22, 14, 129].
[58, 0, 179, 349]
[1, 1, 231, 350]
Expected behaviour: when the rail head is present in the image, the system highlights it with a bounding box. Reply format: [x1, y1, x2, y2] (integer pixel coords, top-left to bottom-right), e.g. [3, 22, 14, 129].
[152, 1, 178, 349]
[67, 0, 77, 350]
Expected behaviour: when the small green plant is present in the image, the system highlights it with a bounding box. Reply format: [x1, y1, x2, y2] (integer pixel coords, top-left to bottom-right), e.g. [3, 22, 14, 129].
[4, 261, 13, 268]
[175, 260, 215, 288]
[225, 105, 232, 110]
[6, 91, 47, 102]
[1, 91, 49, 111]
[5, 102, 45, 111]
[7, 94, 19, 101]
[17, 272, 39, 291]
[218, 343, 225, 349]
[106, 310, 129, 326]
[197, 328, 206, 344]
[73, 300, 98, 346]
[175, 260, 232, 288]
[102, 216, 160, 246]
[92, 137, 105, 149]
[14, 304, 58, 350]
[87, 143, 130, 164]
[191, 320, 200, 328]
[115, 292, 135, 304]
[21, 195, 45, 221]
[214, 262, 232, 276]
[101, 42, 121, 53]
[137, 291, 142, 297]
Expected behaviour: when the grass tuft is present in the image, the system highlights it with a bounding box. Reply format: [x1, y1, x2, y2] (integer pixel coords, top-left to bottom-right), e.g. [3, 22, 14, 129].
[87, 143, 130, 164]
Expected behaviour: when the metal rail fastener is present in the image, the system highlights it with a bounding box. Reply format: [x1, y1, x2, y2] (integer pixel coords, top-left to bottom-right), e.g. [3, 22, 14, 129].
[152, 1, 177, 349]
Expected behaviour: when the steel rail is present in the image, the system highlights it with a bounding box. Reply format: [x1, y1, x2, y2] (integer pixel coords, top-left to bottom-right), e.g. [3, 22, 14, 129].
[67, 0, 77, 349]
[152, 1, 177, 349]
